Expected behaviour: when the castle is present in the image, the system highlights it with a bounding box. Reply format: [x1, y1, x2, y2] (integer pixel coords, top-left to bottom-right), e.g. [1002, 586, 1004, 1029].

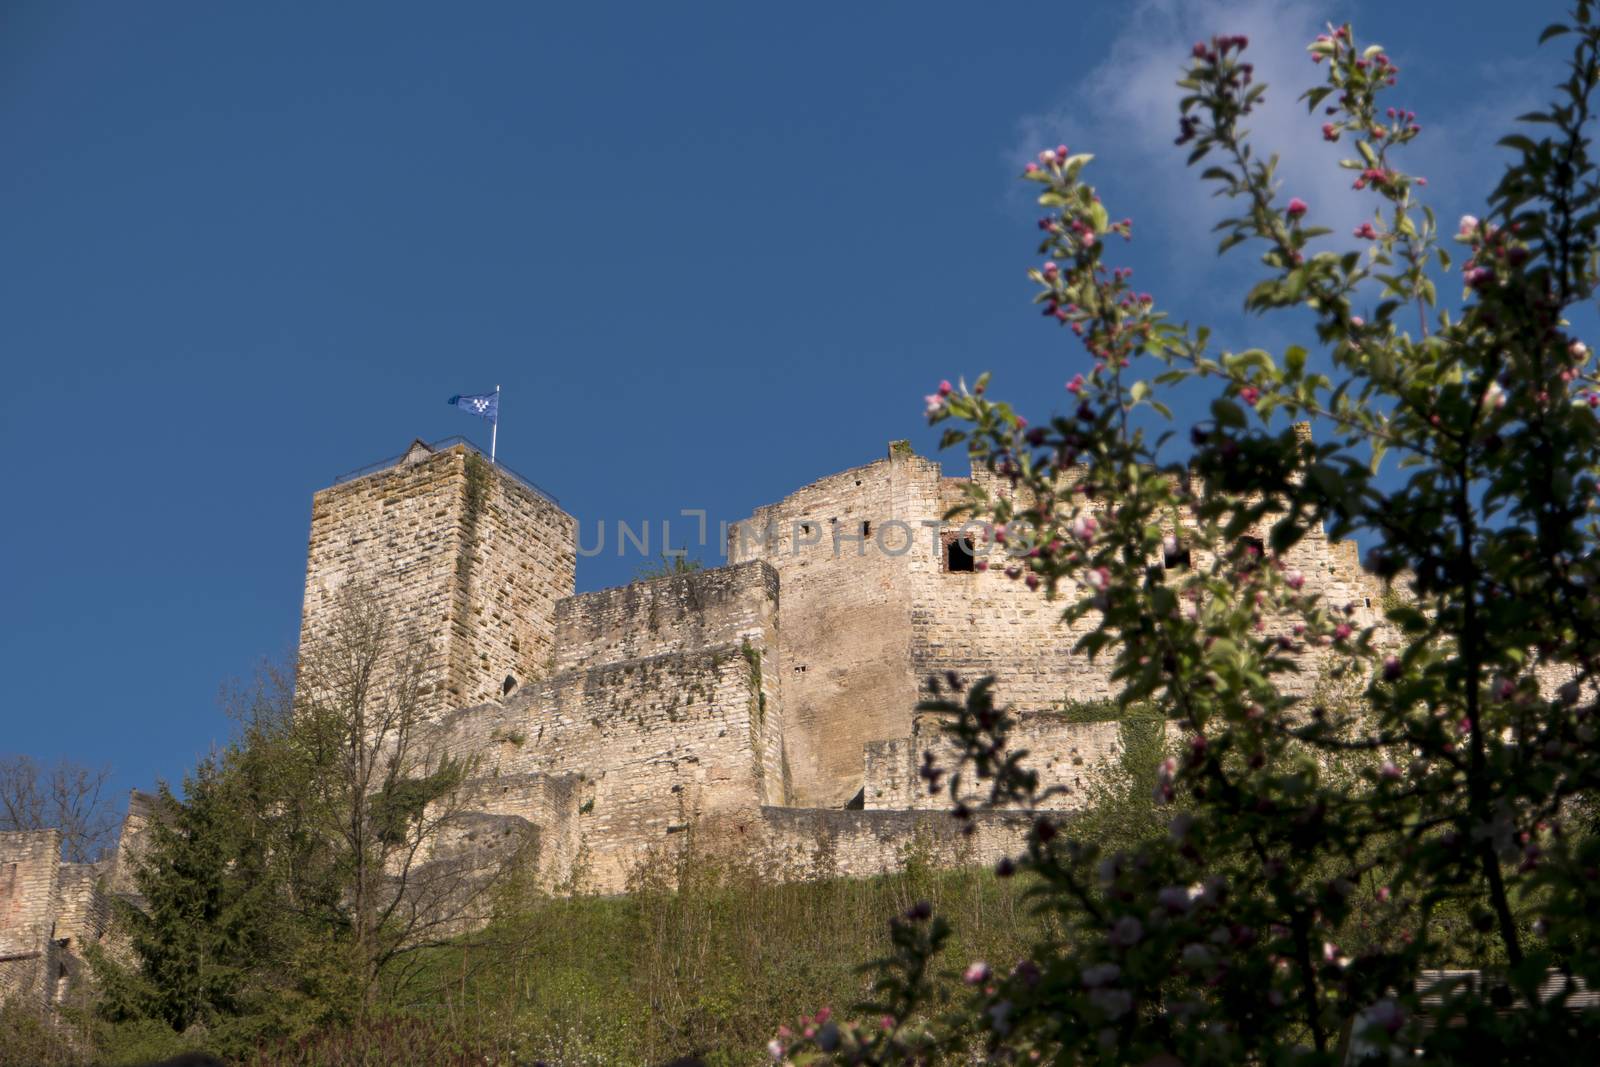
[1, 434, 1387, 1008]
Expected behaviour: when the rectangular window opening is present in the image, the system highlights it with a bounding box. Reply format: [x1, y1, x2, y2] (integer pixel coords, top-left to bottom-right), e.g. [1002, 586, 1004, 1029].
[946, 537, 976, 573]
[1163, 540, 1191, 570]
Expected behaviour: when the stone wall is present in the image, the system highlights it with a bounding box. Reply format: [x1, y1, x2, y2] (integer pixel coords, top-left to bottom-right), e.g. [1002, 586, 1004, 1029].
[448, 773, 584, 888]
[0, 830, 62, 1008]
[756, 807, 1031, 881]
[864, 712, 1181, 812]
[301, 441, 575, 716]
[728, 451, 927, 808]
[427, 562, 785, 892]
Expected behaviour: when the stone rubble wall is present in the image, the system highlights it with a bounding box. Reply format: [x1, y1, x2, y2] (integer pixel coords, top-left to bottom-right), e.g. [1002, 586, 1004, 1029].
[863, 712, 1186, 812]
[755, 807, 1032, 882]
[0, 830, 63, 1009]
[425, 562, 784, 892]
[445, 773, 584, 888]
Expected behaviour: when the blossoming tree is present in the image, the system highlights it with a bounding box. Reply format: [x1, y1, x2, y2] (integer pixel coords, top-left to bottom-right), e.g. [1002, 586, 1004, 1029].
[780, 5, 1600, 1064]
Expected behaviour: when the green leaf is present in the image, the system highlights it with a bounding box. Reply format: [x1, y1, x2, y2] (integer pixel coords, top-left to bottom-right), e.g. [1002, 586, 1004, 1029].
[1212, 398, 1247, 429]
[1540, 22, 1571, 41]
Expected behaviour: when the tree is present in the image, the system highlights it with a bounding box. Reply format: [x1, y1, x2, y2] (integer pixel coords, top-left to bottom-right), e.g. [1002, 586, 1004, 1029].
[0, 754, 116, 863]
[287, 584, 491, 1006]
[781, 6, 1600, 1064]
[90, 756, 276, 1036]
[96, 587, 519, 1047]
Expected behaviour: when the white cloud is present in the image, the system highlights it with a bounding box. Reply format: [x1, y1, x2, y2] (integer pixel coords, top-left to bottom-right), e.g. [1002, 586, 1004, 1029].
[1011, 0, 1568, 319]
[1017, 0, 1364, 248]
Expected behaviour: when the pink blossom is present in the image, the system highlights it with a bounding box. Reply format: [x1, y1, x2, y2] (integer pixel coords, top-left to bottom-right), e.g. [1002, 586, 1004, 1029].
[1085, 566, 1111, 591]
[1042, 261, 1059, 279]
[964, 961, 992, 985]
[1240, 386, 1260, 406]
[1322, 122, 1339, 141]
[1066, 373, 1085, 394]
[1353, 222, 1378, 240]
[938, 379, 952, 397]
[1571, 340, 1589, 360]
[1380, 760, 1401, 780]
[1286, 197, 1308, 218]
[924, 394, 944, 416]
[1070, 514, 1098, 541]
[1285, 569, 1305, 590]
[1459, 214, 1480, 236]
[1334, 622, 1353, 641]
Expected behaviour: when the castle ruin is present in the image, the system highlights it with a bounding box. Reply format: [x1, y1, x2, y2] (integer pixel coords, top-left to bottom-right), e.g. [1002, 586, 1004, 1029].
[1, 433, 1387, 1006]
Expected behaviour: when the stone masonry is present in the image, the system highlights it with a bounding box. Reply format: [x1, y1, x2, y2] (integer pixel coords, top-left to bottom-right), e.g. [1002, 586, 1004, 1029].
[3, 432, 1393, 1008]
[301, 435, 1387, 895]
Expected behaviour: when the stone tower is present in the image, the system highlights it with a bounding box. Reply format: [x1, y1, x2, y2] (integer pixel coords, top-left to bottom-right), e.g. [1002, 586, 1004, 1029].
[299, 439, 576, 714]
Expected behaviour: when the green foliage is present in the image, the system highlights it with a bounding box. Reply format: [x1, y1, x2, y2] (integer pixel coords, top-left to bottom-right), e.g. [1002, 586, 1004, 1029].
[784, 7, 1600, 1064]
[90, 592, 506, 1057]
[387, 849, 1044, 1067]
[634, 552, 706, 580]
[91, 761, 274, 1036]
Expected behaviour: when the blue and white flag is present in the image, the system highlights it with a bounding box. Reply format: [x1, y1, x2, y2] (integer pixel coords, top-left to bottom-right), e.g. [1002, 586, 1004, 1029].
[448, 392, 499, 420]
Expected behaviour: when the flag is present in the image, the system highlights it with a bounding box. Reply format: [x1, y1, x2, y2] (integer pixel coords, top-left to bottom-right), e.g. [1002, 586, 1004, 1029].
[448, 392, 498, 420]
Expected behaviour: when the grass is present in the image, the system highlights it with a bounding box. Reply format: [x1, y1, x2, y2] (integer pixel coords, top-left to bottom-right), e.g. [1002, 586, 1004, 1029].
[371, 848, 1050, 1066]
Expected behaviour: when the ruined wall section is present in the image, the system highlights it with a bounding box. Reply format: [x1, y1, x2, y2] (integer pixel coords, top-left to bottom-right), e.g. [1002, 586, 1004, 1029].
[447, 773, 584, 888]
[906, 469, 1114, 717]
[0, 831, 62, 1008]
[553, 562, 778, 673]
[728, 449, 1123, 810]
[757, 807, 1030, 882]
[301, 443, 574, 716]
[105, 790, 156, 898]
[428, 563, 782, 891]
[863, 712, 1181, 812]
[729, 451, 931, 808]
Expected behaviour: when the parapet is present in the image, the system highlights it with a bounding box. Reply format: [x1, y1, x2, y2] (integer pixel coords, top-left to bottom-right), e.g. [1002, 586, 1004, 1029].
[552, 560, 779, 674]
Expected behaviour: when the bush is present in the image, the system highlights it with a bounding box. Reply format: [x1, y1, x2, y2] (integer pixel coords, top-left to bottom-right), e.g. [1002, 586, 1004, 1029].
[780, 5, 1600, 1064]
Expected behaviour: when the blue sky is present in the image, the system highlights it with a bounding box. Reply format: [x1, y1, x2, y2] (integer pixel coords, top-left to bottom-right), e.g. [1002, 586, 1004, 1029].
[0, 1, 1570, 807]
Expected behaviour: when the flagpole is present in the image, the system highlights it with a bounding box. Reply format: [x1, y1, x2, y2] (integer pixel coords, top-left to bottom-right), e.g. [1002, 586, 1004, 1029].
[491, 384, 500, 464]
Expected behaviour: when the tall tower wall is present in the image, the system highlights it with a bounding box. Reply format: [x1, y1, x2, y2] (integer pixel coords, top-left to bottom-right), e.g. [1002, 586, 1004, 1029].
[300, 441, 575, 714]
